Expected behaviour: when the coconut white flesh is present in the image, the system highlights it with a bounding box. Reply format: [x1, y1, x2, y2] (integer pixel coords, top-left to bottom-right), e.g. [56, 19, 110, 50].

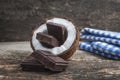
[32, 18, 76, 55]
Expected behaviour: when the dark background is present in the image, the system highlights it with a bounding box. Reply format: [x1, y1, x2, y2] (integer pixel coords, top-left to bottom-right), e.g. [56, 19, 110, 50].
[0, 0, 120, 41]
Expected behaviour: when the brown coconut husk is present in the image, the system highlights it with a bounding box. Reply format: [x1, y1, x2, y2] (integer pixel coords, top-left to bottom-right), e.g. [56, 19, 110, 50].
[30, 17, 80, 60]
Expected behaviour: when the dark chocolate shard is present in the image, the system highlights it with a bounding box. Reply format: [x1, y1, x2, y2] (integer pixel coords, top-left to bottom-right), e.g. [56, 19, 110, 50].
[32, 50, 68, 72]
[46, 22, 67, 45]
[36, 32, 59, 48]
[20, 54, 45, 71]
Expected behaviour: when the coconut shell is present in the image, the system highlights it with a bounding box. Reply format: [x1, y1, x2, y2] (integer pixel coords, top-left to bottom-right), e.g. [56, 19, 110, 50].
[58, 26, 79, 60]
[30, 17, 80, 60]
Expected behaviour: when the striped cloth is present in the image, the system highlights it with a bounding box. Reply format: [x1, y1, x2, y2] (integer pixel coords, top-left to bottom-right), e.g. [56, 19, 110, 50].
[79, 28, 120, 60]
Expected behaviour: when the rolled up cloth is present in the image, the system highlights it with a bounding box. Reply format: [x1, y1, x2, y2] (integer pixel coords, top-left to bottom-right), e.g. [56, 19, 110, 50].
[80, 28, 120, 46]
[79, 28, 120, 60]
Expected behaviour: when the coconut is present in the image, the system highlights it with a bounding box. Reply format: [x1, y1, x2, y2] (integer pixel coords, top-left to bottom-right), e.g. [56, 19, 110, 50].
[30, 17, 79, 60]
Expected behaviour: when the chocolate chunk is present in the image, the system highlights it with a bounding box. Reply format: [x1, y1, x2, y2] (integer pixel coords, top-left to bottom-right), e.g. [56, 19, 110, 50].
[36, 32, 59, 48]
[47, 22, 67, 45]
[20, 54, 45, 71]
[32, 50, 68, 72]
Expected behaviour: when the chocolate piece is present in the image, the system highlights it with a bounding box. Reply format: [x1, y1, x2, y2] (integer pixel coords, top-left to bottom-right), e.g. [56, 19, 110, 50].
[32, 50, 68, 72]
[47, 22, 67, 45]
[21, 54, 45, 71]
[36, 32, 59, 48]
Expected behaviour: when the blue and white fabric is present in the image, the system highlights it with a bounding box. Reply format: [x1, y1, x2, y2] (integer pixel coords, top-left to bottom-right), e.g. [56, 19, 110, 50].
[79, 28, 120, 60]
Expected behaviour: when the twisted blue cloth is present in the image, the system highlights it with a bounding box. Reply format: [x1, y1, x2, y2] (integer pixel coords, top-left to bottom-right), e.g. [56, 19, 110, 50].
[79, 28, 120, 60]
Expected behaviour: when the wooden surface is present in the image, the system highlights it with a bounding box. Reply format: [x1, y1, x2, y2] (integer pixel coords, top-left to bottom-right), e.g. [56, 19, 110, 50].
[1, 0, 120, 41]
[0, 41, 120, 80]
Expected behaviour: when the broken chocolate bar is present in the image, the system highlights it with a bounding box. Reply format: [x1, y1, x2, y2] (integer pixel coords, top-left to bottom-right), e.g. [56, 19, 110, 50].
[47, 22, 67, 45]
[36, 32, 59, 48]
[32, 50, 68, 72]
[21, 54, 45, 71]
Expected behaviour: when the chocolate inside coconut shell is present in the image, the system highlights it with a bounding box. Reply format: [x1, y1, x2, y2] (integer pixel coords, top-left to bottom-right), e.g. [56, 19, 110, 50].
[30, 17, 79, 60]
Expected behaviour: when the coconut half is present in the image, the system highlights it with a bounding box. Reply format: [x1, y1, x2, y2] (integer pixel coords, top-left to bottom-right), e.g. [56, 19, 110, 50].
[31, 17, 79, 60]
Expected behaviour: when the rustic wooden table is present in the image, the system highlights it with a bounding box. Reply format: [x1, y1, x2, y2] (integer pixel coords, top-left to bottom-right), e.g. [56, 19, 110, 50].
[0, 41, 120, 80]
